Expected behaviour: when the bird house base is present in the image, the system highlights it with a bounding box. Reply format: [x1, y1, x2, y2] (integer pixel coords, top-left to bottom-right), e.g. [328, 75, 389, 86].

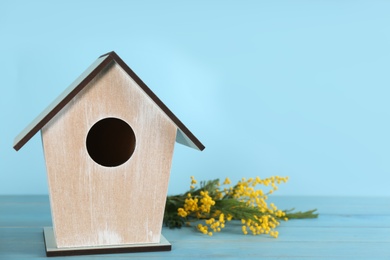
[43, 227, 172, 257]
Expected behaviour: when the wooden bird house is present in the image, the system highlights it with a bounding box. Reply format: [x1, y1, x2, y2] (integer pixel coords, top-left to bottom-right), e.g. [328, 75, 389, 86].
[13, 51, 205, 256]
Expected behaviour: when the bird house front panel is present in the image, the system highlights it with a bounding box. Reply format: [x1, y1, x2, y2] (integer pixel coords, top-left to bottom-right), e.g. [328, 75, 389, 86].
[41, 61, 177, 248]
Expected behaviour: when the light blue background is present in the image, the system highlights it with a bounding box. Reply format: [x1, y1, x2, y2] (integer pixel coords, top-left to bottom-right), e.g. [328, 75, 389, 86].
[1, 1, 390, 196]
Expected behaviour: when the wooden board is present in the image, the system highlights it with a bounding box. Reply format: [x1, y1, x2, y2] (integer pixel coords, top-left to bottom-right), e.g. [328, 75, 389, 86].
[1, 195, 390, 259]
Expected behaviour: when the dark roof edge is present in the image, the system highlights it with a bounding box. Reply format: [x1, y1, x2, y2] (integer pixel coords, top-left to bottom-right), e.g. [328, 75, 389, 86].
[13, 55, 113, 151]
[13, 51, 205, 151]
[104, 51, 205, 151]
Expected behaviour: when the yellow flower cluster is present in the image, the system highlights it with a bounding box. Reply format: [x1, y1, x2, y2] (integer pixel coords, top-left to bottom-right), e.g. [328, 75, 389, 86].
[178, 190, 216, 219]
[199, 191, 215, 213]
[235, 177, 287, 210]
[197, 213, 227, 236]
[177, 176, 289, 237]
[241, 215, 279, 237]
[233, 176, 288, 199]
[177, 208, 187, 217]
[233, 177, 288, 238]
[223, 177, 231, 185]
[190, 176, 197, 189]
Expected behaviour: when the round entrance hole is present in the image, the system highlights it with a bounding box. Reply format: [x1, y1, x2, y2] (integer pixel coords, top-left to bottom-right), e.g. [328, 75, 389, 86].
[86, 117, 136, 167]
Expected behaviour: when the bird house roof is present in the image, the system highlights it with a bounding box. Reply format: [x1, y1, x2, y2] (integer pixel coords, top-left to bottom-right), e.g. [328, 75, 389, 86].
[13, 51, 205, 151]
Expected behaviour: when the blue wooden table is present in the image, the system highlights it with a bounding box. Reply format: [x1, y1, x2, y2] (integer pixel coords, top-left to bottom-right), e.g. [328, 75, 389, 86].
[1, 196, 389, 259]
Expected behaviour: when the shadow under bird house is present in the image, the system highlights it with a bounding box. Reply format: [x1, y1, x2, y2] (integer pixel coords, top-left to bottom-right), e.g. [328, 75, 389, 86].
[13, 51, 205, 256]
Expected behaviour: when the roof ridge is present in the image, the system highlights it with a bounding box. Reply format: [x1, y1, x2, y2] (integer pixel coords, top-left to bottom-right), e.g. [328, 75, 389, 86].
[13, 52, 205, 151]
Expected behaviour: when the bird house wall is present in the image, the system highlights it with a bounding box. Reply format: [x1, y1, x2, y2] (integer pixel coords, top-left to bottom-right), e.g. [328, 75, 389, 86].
[41, 61, 177, 248]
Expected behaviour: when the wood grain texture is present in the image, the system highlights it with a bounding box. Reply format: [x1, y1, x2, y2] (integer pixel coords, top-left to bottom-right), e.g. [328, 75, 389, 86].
[41, 61, 177, 248]
[1, 196, 390, 259]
